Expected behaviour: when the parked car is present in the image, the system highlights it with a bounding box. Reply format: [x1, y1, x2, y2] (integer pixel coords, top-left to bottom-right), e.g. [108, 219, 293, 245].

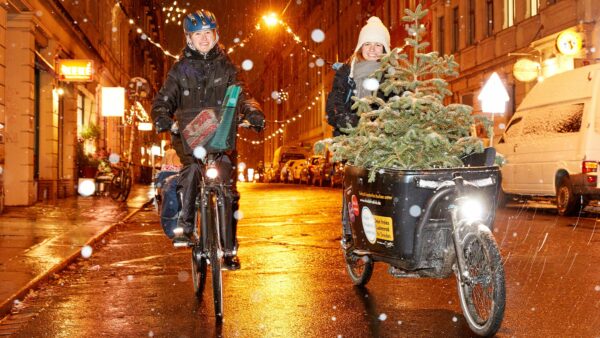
[272, 146, 309, 183]
[313, 160, 344, 187]
[329, 161, 345, 188]
[279, 160, 297, 183]
[495, 63, 600, 216]
[300, 155, 325, 185]
[288, 160, 307, 183]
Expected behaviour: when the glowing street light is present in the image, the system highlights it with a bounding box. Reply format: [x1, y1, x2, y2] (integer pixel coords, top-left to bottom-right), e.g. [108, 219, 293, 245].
[262, 13, 279, 27]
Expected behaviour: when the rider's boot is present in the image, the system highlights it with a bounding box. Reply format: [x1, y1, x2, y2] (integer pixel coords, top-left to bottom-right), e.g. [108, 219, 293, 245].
[222, 189, 240, 270]
[173, 163, 200, 247]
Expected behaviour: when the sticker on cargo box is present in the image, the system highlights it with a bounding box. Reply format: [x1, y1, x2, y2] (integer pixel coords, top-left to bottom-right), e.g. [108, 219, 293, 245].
[361, 206, 377, 244]
[351, 195, 359, 216]
[374, 215, 394, 241]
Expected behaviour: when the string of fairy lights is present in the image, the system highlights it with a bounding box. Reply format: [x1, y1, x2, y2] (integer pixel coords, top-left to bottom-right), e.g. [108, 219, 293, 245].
[237, 90, 323, 145]
[120, 3, 333, 145]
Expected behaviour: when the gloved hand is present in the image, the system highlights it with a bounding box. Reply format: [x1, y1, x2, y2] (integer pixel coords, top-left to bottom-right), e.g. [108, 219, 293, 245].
[246, 110, 265, 133]
[154, 115, 173, 133]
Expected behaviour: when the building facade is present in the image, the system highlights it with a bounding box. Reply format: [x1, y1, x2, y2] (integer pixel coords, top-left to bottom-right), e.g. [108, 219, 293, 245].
[430, 0, 600, 139]
[247, 0, 599, 166]
[0, 0, 165, 208]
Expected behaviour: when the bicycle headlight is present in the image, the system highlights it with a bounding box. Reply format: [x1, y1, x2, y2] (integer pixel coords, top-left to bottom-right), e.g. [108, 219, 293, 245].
[458, 198, 485, 221]
[206, 166, 219, 179]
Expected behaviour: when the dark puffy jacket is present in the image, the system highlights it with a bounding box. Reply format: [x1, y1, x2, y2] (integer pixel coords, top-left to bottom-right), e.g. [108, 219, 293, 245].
[151, 44, 263, 153]
[325, 63, 356, 136]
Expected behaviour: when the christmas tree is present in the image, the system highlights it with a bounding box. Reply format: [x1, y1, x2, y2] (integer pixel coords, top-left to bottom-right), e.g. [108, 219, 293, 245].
[319, 4, 491, 182]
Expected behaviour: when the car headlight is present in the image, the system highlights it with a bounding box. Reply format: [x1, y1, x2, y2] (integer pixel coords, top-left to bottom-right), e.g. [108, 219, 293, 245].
[458, 197, 485, 221]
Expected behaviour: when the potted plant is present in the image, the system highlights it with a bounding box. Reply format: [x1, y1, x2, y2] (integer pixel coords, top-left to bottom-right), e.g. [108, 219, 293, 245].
[77, 139, 99, 178]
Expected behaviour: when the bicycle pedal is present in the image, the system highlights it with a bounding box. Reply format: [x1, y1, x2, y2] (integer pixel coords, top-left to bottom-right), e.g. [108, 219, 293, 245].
[172, 241, 193, 248]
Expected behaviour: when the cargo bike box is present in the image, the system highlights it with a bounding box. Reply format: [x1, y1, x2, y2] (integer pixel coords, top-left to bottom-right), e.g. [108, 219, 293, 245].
[340, 150, 505, 337]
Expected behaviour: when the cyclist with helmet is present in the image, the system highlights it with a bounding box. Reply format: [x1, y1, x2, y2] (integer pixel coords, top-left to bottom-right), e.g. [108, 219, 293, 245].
[151, 9, 264, 270]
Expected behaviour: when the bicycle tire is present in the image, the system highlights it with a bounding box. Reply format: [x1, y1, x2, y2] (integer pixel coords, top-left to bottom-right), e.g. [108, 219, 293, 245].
[118, 169, 133, 202]
[456, 225, 505, 337]
[191, 246, 207, 299]
[109, 170, 123, 200]
[207, 193, 224, 322]
[192, 206, 207, 299]
[344, 252, 374, 287]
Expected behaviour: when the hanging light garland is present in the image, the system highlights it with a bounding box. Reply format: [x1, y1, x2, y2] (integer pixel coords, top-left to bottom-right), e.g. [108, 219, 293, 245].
[162, 1, 187, 26]
[238, 91, 323, 145]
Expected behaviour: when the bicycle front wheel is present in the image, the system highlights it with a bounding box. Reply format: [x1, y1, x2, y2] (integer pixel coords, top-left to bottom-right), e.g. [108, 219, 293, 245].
[207, 193, 223, 322]
[456, 225, 505, 336]
[191, 246, 207, 299]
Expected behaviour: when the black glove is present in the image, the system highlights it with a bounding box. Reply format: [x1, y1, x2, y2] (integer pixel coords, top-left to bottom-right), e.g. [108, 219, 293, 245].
[246, 110, 265, 132]
[154, 115, 173, 133]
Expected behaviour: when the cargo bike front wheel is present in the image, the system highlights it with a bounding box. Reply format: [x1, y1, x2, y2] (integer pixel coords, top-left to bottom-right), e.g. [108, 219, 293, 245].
[455, 223, 505, 337]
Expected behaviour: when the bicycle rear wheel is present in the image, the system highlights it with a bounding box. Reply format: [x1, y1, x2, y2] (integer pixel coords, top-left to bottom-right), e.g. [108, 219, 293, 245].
[109, 171, 123, 200]
[207, 193, 223, 322]
[118, 169, 133, 201]
[456, 224, 505, 336]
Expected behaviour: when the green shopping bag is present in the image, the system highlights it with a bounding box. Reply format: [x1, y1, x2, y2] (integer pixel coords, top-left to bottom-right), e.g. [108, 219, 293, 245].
[209, 85, 241, 151]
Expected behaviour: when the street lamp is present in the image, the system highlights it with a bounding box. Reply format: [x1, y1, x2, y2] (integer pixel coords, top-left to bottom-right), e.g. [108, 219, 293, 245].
[262, 13, 279, 27]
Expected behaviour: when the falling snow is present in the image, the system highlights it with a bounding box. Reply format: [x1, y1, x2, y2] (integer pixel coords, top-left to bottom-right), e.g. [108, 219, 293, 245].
[80, 245, 93, 258]
[311, 29, 325, 43]
[409, 205, 421, 217]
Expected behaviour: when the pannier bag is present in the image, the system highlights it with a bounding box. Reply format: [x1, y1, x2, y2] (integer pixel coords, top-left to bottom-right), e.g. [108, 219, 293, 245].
[160, 174, 180, 239]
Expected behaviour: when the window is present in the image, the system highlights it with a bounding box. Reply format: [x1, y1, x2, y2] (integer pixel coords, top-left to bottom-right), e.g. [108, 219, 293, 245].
[504, 0, 515, 28]
[451, 7, 459, 52]
[468, 0, 476, 45]
[438, 16, 445, 54]
[522, 103, 584, 136]
[485, 0, 494, 37]
[501, 116, 523, 142]
[527, 0, 539, 17]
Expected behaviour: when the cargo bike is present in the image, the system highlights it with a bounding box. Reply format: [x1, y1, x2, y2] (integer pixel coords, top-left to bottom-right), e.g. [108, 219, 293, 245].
[340, 149, 505, 336]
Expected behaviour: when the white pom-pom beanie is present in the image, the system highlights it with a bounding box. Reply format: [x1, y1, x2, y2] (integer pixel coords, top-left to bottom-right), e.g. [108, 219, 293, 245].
[354, 16, 390, 53]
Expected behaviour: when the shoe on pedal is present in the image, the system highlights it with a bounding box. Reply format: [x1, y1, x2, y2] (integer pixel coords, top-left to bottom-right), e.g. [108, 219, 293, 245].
[223, 255, 241, 271]
[172, 227, 193, 247]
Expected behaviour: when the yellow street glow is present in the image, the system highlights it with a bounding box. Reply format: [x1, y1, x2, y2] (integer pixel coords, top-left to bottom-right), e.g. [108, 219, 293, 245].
[263, 13, 279, 27]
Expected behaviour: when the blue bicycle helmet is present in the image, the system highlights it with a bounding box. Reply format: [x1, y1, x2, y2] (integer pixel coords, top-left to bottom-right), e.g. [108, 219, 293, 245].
[184, 9, 218, 33]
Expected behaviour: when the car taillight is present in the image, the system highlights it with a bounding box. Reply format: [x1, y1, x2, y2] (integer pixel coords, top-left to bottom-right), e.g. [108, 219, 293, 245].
[583, 161, 598, 184]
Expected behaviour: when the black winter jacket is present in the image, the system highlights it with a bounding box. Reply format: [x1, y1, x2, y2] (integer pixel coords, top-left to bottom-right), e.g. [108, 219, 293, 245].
[151, 44, 263, 153]
[325, 64, 356, 136]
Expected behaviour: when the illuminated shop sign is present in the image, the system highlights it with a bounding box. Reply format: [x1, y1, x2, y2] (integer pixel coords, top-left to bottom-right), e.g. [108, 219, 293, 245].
[57, 59, 94, 82]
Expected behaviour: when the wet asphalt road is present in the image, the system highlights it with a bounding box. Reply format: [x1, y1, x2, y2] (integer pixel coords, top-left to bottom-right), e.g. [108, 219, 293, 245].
[1, 183, 599, 337]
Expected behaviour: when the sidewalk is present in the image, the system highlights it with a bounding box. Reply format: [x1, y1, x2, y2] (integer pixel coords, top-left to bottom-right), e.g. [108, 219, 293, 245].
[0, 185, 154, 318]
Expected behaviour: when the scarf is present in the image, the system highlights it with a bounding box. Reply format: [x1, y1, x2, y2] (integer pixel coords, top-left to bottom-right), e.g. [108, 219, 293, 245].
[352, 60, 380, 98]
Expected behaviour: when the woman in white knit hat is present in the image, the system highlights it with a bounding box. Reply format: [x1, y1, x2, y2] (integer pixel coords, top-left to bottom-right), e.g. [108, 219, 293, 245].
[326, 16, 390, 136]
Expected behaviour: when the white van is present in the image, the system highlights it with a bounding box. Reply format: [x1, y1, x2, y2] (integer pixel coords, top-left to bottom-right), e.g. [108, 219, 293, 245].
[496, 63, 600, 216]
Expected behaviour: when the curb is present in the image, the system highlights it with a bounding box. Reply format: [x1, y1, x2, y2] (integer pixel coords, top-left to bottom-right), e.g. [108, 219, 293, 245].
[0, 199, 154, 319]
